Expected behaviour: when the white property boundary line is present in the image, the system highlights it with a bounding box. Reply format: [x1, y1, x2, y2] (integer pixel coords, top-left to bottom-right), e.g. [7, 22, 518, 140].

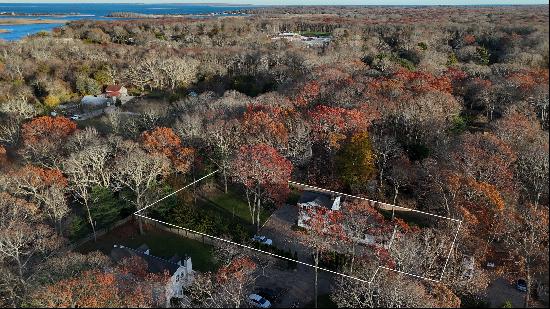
[288, 181, 463, 283]
[288, 181, 461, 222]
[134, 170, 462, 284]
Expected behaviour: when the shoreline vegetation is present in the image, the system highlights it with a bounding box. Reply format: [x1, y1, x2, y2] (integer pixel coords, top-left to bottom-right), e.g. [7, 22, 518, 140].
[0, 18, 66, 26]
[0, 12, 88, 17]
[106, 11, 247, 18]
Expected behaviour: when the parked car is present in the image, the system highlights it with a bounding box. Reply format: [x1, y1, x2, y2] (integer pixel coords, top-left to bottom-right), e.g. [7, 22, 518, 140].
[252, 235, 273, 246]
[516, 279, 528, 292]
[70, 114, 82, 120]
[248, 294, 271, 308]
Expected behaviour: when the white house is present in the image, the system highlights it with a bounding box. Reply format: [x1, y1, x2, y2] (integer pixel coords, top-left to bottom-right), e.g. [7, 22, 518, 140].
[110, 244, 194, 306]
[296, 191, 393, 249]
[297, 190, 341, 228]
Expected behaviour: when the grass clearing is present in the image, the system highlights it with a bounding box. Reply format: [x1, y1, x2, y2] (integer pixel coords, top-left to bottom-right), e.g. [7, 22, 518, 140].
[77, 221, 217, 272]
[198, 186, 271, 227]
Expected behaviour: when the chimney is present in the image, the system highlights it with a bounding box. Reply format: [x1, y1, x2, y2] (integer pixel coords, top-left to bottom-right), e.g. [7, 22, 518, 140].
[183, 257, 193, 273]
[331, 196, 341, 211]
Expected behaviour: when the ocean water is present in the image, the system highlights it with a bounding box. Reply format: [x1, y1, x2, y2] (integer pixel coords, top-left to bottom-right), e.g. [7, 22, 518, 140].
[0, 3, 253, 41]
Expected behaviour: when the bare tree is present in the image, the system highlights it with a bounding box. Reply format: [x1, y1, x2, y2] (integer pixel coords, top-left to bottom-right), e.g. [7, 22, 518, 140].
[331, 263, 439, 308]
[371, 133, 401, 194]
[505, 204, 549, 308]
[204, 119, 240, 193]
[0, 193, 61, 306]
[112, 142, 169, 234]
[387, 155, 416, 205]
[64, 143, 114, 240]
[180, 257, 256, 308]
[297, 208, 347, 308]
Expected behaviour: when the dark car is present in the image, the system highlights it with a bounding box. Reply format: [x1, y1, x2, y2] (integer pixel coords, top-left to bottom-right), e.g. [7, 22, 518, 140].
[516, 279, 528, 292]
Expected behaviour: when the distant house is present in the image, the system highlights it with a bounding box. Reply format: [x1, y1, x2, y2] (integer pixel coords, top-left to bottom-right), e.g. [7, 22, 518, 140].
[271, 32, 331, 47]
[297, 190, 341, 228]
[105, 85, 128, 98]
[110, 244, 194, 306]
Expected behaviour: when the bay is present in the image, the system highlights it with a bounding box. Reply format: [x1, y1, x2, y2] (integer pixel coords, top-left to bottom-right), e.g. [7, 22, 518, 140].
[0, 3, 253, 40]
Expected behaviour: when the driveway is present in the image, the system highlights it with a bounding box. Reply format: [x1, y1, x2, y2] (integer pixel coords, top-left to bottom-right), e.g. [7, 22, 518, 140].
[486, 278, 525, 308]
[258, 204, 336, 307]
[260, 203, 312, 262]
[253, 257, 333, 308]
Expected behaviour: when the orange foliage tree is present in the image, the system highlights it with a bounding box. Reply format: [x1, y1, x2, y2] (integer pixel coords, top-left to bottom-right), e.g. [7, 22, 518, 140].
[32, 256, 168, 308]
[294, 80, 321, 107]
[308, 105, 370, 150]
[298, 206, 347, 308]
[21, 116, 77, 145]
[20, 116, 77, 167]
[230, 143, 292, 232]
[241, 105, 289, 149]
[8, 165, 69, 233]
[141, 127, 195, 174]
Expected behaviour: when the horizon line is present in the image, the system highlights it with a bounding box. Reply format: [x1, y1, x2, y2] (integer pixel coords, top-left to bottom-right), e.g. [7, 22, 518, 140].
[0, 1, 548, 6]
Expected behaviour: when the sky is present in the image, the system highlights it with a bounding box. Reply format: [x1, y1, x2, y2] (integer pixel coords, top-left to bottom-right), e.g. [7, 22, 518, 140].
[2, 1, 548, 5]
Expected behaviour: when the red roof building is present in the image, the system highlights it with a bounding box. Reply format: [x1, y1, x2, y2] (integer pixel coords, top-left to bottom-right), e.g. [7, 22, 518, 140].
[105, 85, 128, 97]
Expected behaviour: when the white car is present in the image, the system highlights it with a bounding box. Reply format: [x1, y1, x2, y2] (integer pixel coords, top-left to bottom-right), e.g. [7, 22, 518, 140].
[248, 294, 271, 308]
[70, 114, 82, 120]
[252, 235, 273, 246]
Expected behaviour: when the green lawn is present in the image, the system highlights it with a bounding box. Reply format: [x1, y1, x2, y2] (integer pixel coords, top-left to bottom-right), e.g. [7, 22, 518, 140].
[199, 187, 271, 227]
[286, 188, 302, 205]
[299, 30, 331, 37]
[77, 222, 217, 272]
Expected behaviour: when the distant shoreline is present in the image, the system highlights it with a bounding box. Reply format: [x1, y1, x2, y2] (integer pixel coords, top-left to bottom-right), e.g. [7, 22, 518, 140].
[0, 12, 92, 17]
[106, 11, 247, 19]
[0, 18, 65, 26]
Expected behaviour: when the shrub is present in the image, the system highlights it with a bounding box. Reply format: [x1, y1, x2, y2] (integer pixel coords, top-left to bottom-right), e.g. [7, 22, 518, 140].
[418, 42, 428, 50]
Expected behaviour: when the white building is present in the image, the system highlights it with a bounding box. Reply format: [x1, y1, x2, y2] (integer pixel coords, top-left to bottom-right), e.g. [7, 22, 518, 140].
[110, 244, 194, 306]
[297, 190, 341, 228]
[296, 191, 393, 248]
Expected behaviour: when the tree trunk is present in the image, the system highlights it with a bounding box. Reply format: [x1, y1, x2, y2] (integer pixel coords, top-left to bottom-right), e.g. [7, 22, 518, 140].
[84, 199, 97, 241]
[223, 168, 228, 194]
[314, 248, 319, 309]
[256, 192, 261, 233]
[393, 185, 399, 205]
[524, 258, 531, 308]
[246, 189, 255, 226]
[138, 216, 144, 235]
[350, 243, 356, 274]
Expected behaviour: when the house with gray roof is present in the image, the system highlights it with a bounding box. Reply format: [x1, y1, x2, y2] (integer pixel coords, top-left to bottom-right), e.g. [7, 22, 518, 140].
[297, 190, 341, 228]
[110, 244, 194, 306]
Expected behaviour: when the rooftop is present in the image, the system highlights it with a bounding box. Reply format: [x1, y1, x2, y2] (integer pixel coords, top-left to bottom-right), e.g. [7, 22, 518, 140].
[110, 244, 184, 275]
